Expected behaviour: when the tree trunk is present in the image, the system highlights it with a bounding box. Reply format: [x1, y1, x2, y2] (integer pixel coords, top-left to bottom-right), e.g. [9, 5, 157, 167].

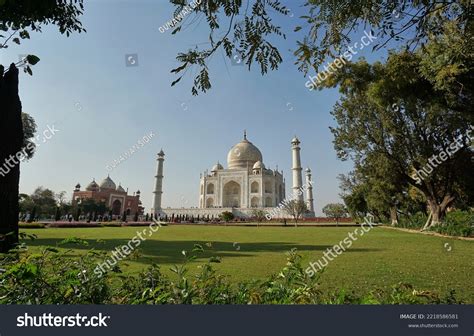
[428, 201, 442, 227]
[421, 212, 432, 231]
[0, 64, 23, 253]
[423, 195, 455, 230]
[390, 206, 398, 226]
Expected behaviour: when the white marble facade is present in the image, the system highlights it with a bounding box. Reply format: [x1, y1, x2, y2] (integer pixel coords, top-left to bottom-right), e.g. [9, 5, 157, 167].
[199, 132, 285, 210]
[154, 132, 315, 219]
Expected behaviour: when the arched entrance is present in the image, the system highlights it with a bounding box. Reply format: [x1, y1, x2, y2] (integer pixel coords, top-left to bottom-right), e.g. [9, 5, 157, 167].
[207, 183, 215, 194]
[206, 197, 214, 208]
[251, 197, 259, 207]
[223, 181, 241, 207]
[251, 181, 259, 193]
[112, 199, 122, 215]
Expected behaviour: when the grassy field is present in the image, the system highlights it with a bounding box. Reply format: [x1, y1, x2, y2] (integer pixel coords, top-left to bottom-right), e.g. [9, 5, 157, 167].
[21, 225, 474, 302]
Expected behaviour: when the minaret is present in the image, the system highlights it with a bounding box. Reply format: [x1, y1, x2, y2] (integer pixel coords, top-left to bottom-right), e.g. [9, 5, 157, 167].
[305, 168, 315, 213]
[152, 149, 165, 215]
[291, 136, 304, 202]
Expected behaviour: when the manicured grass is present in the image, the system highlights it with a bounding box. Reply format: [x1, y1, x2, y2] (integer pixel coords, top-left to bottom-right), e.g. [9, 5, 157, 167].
[21, 225, 474, 302]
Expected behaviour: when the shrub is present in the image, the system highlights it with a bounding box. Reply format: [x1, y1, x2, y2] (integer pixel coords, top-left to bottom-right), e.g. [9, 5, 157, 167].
[397, 212, 427, 229]
[219, 211, 234, 222]
[101, 222, 123, 227]
[0, 239, 111, 304]
[46, 222, 102, 228]
[0, 245, 464, 305]
[396, 210, 473, 237]
[122, 222, 154, 227]
[18, 222, 45, 229]
[431, 210, 474, 237]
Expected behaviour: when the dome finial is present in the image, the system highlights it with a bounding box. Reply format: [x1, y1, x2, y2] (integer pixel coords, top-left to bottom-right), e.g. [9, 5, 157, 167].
[243, 130, 247, 140]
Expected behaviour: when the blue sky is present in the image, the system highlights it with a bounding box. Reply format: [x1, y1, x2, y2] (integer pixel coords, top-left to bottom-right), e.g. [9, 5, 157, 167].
[1, 0, 391, 215]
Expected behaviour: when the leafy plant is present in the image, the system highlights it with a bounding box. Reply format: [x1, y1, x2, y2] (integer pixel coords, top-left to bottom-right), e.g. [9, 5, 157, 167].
[0, 243, 464, 304]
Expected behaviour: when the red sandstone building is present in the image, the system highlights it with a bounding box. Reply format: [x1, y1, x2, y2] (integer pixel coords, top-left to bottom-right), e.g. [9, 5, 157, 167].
[72, 176, 143, 215]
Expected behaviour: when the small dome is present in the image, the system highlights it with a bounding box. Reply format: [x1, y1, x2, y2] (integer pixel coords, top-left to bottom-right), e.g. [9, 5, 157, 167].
[305, 168, 311, 173]
[117, 184, 125, 193]
[75, 183, 81, 189]
[99, 176, 116, 190]
[158, 149, 165, 157]
[211, 162, 224, 172]
[86, 179, 99, 191]
[253, 160, 265, 170]
[136, 190, 141, 195]
[291, 136, 300, 145]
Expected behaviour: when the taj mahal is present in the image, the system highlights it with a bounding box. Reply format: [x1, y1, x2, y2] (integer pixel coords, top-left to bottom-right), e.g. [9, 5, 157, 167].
[151, 132, 315, 219]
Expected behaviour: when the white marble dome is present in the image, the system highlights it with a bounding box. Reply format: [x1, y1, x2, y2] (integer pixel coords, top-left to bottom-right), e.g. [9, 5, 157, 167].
[227, 134, 263, 170]
[291, 136, 300, 145]
[253, 160, 265, 170]
[99, 176, 116, 190]
[86, 179, 99, 191]
[211, 162, 224, 172]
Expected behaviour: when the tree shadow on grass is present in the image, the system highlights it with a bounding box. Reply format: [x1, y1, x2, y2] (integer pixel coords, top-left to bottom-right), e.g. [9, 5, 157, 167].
[23, 238, 384, 265]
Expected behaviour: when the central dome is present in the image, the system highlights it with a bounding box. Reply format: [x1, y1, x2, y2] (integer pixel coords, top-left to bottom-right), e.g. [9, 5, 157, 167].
[99, 176, 116, 190]
[227, 133, 263, 170]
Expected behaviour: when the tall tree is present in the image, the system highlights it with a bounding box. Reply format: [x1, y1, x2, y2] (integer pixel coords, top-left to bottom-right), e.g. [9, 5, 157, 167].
[0, 64, 23, 251]
[320, 42, 473, 227]
[251, 208, 266, 226]
[282, 200, 307, 226]
[0, 0, 85, 252]
[338, 172, 369, 219]
[322, 203, 348, 225]
[30, 187, 57, 218]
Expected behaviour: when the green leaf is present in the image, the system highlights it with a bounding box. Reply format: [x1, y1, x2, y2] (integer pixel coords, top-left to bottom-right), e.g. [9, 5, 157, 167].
[19, 30, 30, 39]
[170, 62, 187, 74]
[171, 76, 182, 86]
[26, 55, 40, 65]
[192, 244, 204, 253]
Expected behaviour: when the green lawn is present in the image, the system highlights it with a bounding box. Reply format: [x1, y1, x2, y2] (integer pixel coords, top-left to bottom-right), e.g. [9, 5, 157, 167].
[21, 225, 474, 302]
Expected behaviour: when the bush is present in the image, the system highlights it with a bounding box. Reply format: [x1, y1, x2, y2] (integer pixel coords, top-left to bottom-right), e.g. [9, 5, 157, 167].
[101, 222, 123, 227]
[431, 210, 474, 237]
[397, 212, 427, 229]
[433, 224, 473, 237]
[0, 244, 463, 305]
[396, 210, 473, 237]
[0, 239, 110, 304]
[445, 210, 474, 224]
[219, 211, 234, 222]
[18, 222, 45, 229]
[46, 222, 102, 228]
[122, 222, 155, 227]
